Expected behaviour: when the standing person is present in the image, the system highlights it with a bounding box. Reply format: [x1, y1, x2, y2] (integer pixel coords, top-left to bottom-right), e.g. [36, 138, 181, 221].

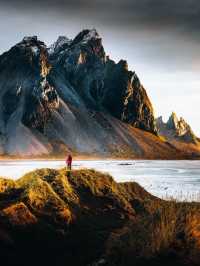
[66, 154, 72, 171]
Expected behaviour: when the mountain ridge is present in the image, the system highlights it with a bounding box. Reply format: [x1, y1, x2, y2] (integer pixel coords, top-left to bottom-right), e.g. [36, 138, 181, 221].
[0, 29, 199, 158]
[156, 112, 199, 140]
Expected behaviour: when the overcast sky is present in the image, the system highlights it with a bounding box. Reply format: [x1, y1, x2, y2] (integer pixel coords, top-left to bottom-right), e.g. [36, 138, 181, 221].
[0, 0, 199, 135]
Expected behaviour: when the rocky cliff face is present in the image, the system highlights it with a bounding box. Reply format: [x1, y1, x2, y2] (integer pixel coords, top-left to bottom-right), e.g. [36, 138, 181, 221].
[102, 58, 156, 133]
[1, 29, 196, 157]
[50, 29, 156, 133]
[0, 36, 60, 153]
[156, 112, 198, 144]
[0, 168, 200, 266]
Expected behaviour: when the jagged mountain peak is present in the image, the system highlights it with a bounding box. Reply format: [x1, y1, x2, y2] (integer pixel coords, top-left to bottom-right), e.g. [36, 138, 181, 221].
[48, 36, 72, 55]
[0, 35, 46, 68]
[117, 59, 129, 70]
[167, 112, 191, 134]
[156, 113, 198, 145]
[71, 28, 101, 45]
[157, 116, 163, 123]
[54, 35, 71, 45]
[16, 36, 46, 52]
[170, 111, 178, 119]
[156, 116, 164, 129]
[22, 36, 38, 43]
[49, 29, 106, 68]
[69, 28, 105, 60]
[167, 112, 179, 130]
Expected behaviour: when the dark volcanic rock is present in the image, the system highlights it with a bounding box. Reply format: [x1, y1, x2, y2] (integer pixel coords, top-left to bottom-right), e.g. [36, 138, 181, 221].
[102, 58, 156, 133]
[0, 29, 190, 157]
[50, 29, 106, 109]
[0, 36, 60, 154]
[22, 77, 59, 133]
[50, 29, 156, 133]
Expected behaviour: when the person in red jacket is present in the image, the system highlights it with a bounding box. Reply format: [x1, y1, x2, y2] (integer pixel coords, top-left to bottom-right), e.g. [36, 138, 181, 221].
[66, 154, 72, 170]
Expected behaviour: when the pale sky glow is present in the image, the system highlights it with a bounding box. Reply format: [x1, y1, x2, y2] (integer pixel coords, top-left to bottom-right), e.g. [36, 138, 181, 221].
[0, 0, 199, 135]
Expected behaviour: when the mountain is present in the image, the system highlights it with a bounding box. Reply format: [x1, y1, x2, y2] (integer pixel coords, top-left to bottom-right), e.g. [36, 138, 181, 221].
[0, 29, 198, 158]
[156, 113, 200, 155]
[0, 168, 200, 266]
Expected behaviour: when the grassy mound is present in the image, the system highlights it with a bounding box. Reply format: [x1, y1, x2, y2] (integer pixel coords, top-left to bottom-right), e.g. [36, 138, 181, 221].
[0, 168, 200, 266]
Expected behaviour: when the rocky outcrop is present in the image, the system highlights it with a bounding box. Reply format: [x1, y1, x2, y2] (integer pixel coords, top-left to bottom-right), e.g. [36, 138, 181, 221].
[49, 29, 107, 109]
[22, 77, 59, 133]
[17, 39, 59, 133]
[0, 36, 59, 139]
[102, 59, 156, 133]
[50, 29, 156, 133]
[156, 112, 198, 144]
[166, 112, 179, 131]
[0, 168, 200, 266]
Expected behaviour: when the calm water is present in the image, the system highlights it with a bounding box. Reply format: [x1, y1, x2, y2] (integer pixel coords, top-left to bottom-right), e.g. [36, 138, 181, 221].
[0, 160, 200, 201]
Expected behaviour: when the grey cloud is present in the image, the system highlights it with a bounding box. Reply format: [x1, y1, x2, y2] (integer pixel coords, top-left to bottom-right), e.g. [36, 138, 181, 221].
[0, 0, 199, 72]
[0, 0, 199, 134]
[3, 0, 199, 42]
[2, 0, 200, 28]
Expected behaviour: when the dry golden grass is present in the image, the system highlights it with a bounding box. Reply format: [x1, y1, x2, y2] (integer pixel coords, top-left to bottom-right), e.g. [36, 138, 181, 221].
[0, 168, 200, 266]
[17, 169, 73, 224]
[0, 178, 16, 193]
[1, 202, 37, 226]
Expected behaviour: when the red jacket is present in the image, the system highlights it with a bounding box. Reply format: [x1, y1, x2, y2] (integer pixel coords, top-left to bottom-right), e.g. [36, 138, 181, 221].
[66, 155, 72, 164]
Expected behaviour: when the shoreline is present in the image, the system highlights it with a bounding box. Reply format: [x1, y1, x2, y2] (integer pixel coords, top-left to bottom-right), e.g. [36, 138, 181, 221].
[0, 156, 200, 162]
[0, 157, 200, 161]
[0, 154, 200, 161]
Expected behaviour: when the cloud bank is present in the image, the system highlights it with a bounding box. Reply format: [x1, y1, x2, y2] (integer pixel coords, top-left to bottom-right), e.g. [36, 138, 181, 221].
[0, 0, 199, 134]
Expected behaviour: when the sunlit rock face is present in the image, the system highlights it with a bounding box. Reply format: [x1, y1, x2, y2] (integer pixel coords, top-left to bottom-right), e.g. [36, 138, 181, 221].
[22, 77, 59, 133]
[0, 29, 173, 157]
[50, 29, 156, 133]
[102, 59, 156, 133]
[166, 112, 179, 130]
[21, 43, 59, 133]
[0, 36, 59, 155]
[50, 29, 107, 109]
[156, 113, 198, 144]
[167, 113, 193, 137]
